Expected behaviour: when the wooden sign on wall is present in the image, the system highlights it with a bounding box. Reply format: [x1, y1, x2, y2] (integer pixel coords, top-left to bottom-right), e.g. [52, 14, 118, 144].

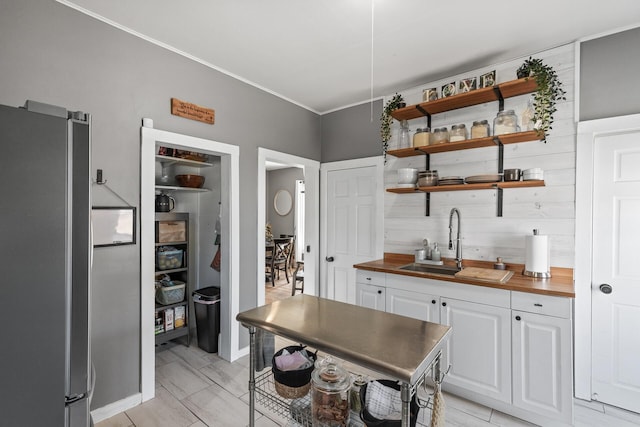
[171, 98, 215, 124]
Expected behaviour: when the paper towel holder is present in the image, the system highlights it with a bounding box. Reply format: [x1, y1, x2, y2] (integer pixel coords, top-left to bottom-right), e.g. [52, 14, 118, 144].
[522, 229, 551, 279]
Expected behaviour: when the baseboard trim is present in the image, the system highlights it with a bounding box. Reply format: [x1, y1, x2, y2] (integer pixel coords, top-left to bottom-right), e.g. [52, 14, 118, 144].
[91, 393, 142, 423]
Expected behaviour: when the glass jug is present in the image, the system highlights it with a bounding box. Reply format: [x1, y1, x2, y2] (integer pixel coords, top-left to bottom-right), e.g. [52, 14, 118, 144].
[311, 357, 351, 426]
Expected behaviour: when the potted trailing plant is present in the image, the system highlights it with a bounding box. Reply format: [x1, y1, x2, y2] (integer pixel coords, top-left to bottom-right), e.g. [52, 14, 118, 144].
[380, 93, 405, 159]
[516, 57, 566, 142]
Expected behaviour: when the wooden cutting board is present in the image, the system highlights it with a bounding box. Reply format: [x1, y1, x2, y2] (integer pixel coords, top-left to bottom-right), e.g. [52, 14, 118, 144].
[455, 267, 514, 284]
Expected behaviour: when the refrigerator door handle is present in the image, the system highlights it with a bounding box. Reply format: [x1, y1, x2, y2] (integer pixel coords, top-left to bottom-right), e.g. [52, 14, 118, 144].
[64, 392, 87, 406]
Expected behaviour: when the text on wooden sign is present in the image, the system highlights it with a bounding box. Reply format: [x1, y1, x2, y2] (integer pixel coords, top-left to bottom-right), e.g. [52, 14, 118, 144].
[171, 98, 215, 124]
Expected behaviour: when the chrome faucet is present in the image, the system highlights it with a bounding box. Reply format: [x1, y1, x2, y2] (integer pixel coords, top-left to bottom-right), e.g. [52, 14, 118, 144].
[448, 208, 462, 270]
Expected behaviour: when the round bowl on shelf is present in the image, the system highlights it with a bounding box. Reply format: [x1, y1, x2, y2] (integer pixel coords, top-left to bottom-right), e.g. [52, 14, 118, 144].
[397, 168, 418, 184]
[503, 169, 521, 182]
[522, 168, 544, 181]
[175, 174, 205, 188]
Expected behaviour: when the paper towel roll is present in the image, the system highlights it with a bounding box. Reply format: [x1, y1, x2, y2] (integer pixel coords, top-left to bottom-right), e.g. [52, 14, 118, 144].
[524, 233, 550, 276]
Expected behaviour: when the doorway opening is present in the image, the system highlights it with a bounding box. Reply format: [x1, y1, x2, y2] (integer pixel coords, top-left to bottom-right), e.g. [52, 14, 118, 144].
[257, 148, 319, 306]
[140, 126, 240, 402]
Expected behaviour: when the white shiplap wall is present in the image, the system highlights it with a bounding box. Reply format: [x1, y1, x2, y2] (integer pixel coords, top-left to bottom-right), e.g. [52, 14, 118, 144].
[384, 44, 576, 267]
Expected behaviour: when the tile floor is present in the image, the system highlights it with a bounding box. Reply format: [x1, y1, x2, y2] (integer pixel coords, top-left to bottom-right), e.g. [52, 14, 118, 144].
[95, 335, 640, 427]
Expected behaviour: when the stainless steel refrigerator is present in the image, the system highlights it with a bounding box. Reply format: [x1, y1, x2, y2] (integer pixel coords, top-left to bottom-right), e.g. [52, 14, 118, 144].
[0, 100, 92, 426]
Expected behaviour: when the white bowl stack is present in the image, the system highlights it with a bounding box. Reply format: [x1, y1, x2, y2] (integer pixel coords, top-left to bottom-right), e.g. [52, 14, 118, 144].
[522, 168, 544, 181]
[397, 168, 418, 187]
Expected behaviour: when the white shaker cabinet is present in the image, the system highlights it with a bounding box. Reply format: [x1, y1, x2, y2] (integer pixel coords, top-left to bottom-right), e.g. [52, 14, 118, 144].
[512, 292, 573, 424]
[386, 287, 440, 323]
[355, 270, 386, 310]
[352, 269, 573, 426]
[440, 297, 512, 404]
[355, 282, 385, 310]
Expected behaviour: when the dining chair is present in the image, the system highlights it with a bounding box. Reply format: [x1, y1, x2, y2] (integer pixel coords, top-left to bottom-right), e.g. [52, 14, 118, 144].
[272, 237, 291, 283]
[265, 243, 276, 286]
[291, 261, 304, 296]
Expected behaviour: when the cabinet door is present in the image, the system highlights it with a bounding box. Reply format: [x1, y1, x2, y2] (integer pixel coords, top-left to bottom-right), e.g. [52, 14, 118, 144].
[512, 311, 572, 423]
[355, 282, 385, 311]
[441, 298, 511, 403]
[386, 288, 439, 323]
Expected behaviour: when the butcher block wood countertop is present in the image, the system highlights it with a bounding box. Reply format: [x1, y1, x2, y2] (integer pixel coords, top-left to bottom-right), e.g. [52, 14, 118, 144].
[354, 253, 575, 298]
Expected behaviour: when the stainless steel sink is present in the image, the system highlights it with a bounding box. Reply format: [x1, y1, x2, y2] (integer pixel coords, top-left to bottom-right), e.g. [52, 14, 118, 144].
[397, 263, 461, 276]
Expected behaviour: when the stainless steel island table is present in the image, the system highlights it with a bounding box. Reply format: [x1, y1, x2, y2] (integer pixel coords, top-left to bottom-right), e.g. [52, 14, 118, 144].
[236, 294, 451, 427]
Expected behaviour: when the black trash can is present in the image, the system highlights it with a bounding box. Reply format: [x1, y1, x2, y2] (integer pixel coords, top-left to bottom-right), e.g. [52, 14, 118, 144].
[192, 286, 221, 353]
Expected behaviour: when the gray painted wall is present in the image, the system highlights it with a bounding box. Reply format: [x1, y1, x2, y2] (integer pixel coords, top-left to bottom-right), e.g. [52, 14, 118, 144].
[267, 168, 304, 236]
[0, 0, 320, 409]
[580, 26, 640, 121]
[321, 100, 383, 162]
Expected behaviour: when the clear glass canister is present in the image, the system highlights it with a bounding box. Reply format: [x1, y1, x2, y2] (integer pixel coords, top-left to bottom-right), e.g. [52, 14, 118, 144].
[413, 128, 430, 147]
[311, 357, 351, 426]
[450, 124, 467, 142]
[493, 110, 519, 135]
[398, 120, 411, 149]
[431, 127, 449, 144]
[471, 120, 490, 139]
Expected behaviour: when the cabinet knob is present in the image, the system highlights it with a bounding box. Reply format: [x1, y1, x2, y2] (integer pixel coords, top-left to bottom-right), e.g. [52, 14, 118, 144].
[515, 315, 521, 321]
[442, 302, 447, 307]
[377, 290, 382, 294]
[325, 256, 335, 262]
[432, 300, 436, 304]
[366, 277, 372, 281]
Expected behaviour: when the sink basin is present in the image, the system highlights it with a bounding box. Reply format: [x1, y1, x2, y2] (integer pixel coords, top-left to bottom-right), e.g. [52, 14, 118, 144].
[397, 263, 461, 276]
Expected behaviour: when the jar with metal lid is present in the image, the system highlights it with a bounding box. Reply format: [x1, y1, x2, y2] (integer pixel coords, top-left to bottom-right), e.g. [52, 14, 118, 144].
[450, 124, 467, 142]
[413, 127, 430, 147]
[431, 127, 449, 144]
[493, 110, 519, 135]
[471, 120, 490, 139]
[311, 357, 351, 426]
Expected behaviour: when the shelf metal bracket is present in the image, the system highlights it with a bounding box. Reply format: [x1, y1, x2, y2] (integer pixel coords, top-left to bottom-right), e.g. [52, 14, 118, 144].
[425, 154, 430, 216]
[493, 86, 505, 111]
[492, 137, 505, 174]
[491, 138, 505, 216]
[416, 105, 431, 129]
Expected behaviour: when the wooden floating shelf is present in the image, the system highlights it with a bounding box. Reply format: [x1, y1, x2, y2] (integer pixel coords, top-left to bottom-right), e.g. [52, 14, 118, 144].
[156, 155, 213, 168]
[390, 77, 538, 121]
[387, 131, 543, 158]
[387, 180, 545, 194]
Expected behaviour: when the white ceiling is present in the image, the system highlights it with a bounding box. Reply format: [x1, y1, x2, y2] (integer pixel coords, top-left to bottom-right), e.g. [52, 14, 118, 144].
[60, 0, 640, 114]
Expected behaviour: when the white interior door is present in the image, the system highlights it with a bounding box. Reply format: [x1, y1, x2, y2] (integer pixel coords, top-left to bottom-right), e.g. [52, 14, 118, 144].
[591, 129, 640, 412]
[323, 159, 383, 303]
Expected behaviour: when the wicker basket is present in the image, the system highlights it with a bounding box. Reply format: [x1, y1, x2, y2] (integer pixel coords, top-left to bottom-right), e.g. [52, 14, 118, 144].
[274, 380, 311, 399]
[272, 345, 317, 399]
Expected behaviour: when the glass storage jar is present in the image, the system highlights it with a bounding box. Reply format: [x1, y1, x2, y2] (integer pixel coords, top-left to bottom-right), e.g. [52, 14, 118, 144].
[493, 110, 519, 135]
[471, 120, 490, 138]
[450, 124, 468, 142]
[431, 127, 449, 144]
[311, 357, 351, 426]
[413, 128, 430, 147]
[398, 120, 411, 149]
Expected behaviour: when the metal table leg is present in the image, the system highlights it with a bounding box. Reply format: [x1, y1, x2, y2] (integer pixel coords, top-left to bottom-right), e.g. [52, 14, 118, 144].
[248, 326, 256, 427]
[400, 382, 411, 427]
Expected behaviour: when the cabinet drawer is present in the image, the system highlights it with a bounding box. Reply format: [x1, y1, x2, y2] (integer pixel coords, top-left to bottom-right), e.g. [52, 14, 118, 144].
[511, 292, 571, 318]
[356, 270, 385, 287]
